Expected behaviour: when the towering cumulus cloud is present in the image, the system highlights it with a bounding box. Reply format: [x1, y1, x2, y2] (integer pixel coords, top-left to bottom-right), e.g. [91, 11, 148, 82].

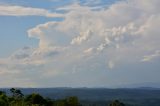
[0, 0, 160, 87]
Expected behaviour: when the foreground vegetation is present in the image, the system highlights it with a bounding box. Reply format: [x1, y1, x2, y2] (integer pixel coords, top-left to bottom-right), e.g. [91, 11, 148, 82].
[0, 88, 125, 106]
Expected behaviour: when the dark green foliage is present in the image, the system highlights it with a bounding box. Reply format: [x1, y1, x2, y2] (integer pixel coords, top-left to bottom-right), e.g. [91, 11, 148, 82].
[10, 88, 24, 99]
[25, 93, 46, 105]
[54, 99, 66, 106]
[65, 96, 80, 106]
[0, 88, 82, 106]
[108, 100, 125, 106]
[0, 92, 9, 106]
[54, 96, 80, 106]
[45, 98, 55, 106]
[0, 91, 5, 95]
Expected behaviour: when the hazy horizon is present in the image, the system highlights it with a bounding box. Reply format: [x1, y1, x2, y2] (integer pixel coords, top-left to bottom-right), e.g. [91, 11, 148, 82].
[0, 0, 160, 88]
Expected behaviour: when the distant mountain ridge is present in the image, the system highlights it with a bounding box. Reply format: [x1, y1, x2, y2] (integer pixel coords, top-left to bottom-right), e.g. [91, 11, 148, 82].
[1, 87, 160, 99]
[115, 82, 160, 88]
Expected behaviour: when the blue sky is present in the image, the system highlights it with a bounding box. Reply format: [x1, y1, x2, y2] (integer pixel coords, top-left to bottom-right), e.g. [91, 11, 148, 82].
[0, 0, 160, 88]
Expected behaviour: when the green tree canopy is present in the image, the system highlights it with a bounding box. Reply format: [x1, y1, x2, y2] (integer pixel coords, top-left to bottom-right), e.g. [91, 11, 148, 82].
[0, 91, 8, 106]
[25, 93, 45, 105]
[108, 100, 125, 106]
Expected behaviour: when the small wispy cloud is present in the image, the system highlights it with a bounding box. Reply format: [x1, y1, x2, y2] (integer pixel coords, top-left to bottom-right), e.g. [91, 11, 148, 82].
[142, 50, 160, 62]
[0, 5, 63, 17]
[108, 61, 115, 69]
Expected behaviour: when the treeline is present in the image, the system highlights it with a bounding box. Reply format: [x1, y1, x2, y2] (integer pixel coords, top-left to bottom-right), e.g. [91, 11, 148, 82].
[0, 88, 125, 106]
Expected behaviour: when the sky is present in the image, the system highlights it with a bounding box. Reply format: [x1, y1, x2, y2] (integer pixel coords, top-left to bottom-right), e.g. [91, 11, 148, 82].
[0, 0, 160, 88]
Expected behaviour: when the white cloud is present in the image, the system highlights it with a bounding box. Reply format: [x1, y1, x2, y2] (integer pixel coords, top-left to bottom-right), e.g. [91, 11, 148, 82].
[71, 29, 92, 45]
[0, 0, 160, 87]
[0, 5, 63, 17]
[27, 0, 160, 68]
[26, 0, 160, 75]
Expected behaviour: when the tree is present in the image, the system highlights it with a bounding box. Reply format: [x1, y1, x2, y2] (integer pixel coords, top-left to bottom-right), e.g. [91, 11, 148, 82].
[10, 88, 24, 99]
[0, 91, 9, 106]
[65, 96, 80, 106]
[108, 100, 125, 106]
[25, 93, 45, 105]
[54, 99, 66, 106]
[9, 88, 25, 106]
[1, 89, 82, 106]
[44, 98, 54, 106]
